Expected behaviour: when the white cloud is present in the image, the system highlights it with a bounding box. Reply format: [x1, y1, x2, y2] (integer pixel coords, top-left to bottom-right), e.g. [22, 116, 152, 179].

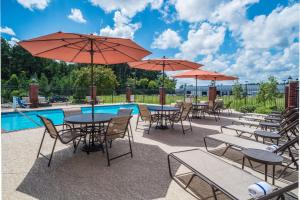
[211, 0, 259, 33]
[8, 37, 20, 47]
[241, 4, 299, 49]
[151, 29, 181, 49]
[0, 26, 16, 36]
[99, 11, 141, 39]
[89, 0, 163, 17]
[176, 23, 226, 60]
[17, 0, 50, 11]
[172, 0, 223, 23]
[68, 8, 87, 24]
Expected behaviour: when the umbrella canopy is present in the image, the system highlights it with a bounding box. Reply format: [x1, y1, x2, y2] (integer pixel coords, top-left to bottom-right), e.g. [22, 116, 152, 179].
[18, 32, 151, 64]
[128, 58, 202, 71]
[19, 31, 151, 127]
[172, 69, 237, 80]
[172, 69, 238, 102]
[128, 57, 202, 105]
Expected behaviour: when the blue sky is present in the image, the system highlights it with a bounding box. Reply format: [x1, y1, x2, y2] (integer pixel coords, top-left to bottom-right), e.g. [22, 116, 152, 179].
[1, 0, 299, 86]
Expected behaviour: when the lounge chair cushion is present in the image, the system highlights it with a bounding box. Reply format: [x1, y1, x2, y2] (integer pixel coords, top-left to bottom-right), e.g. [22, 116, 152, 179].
[208, 134, 268, 150]
[172, 149, 267, 199]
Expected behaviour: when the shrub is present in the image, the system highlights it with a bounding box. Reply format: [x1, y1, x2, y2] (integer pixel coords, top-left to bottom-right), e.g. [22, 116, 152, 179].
[239, 105, 256, 113]
[255, 106, 272, 114]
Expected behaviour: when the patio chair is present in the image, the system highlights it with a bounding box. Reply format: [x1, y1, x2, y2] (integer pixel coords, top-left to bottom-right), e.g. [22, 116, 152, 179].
[168, 148, 298, 200]
[220, 100, 232, 115]
[221, 118, 299, 142]
[99, 115, 133, 166]
[203, 101, 220, 121]
[38, 96, 51, 107]
[135, 104, 159, 134]
[37, 116, 86, 167]
[169, 102, 193, 134]
[117, 108, 134, 142]
[204, 134, 299, 179]
[17, 97, 28, 108]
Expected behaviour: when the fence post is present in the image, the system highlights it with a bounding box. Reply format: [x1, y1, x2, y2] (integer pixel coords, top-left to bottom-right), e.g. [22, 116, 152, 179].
[29, 83, 39, 108]
[288, 81, 299, 108]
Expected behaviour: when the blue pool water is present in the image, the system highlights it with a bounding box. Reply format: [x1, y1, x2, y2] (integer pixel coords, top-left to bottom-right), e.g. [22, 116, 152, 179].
[1, 104, 139, 132]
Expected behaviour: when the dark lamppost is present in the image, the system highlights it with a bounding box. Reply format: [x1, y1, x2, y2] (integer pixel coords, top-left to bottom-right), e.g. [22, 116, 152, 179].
[244, 80, 248, 105]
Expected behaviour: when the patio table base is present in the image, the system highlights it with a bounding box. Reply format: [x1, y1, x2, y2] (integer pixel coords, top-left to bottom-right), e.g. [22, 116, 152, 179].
[82, 143, 104, 153]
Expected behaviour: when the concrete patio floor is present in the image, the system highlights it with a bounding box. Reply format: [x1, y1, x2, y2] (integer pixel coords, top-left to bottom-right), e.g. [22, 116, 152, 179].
[2, 112, 298, 199]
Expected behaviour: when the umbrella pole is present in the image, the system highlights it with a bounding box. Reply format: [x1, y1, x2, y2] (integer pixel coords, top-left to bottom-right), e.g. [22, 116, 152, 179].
[90, 40, 95, 121]
[195, 75, 198, 104]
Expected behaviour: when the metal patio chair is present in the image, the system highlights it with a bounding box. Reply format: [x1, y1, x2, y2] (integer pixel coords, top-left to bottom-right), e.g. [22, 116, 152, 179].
[169, 102, 193, 134]
[136, 104, 159, 134]
[37, 115, 86, 167]
[100, 115, 133, 166]
[117, 108, 134, 142]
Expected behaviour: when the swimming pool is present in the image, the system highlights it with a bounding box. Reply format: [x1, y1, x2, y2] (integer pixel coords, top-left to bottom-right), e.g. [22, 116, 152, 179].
[1, 104, 139, 132]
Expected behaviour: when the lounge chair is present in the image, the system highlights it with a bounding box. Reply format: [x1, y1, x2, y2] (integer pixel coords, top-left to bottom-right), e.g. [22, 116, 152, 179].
[220, 100, 232, 115]
[241, 108, 298, 122]
[135, 104, 159, 134]
[117, 108, 134, 142]
[98, 115, 133, 166]
[37, 116, 85, 167]
[204, 134, 299, 178]
[168, 148, 298, 199]
[169, 102, 193, 134]
[38, 96, 51, 107]
[17, 97, 28, 108]
[221, 119, 299, 142]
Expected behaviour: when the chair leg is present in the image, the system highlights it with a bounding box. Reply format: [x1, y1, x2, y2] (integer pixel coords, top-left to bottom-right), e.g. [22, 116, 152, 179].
[105, 138, 110, 167]
[181, 120, 185, 135]
[48, 137, 58, 167]
[129, 123, 134, 142]
[73, 137, 82, 153]
[37, 129, 47, 159]
[148, 121, 152, 134]
[188, 117, 192, 132]
[135, 115, 140, 131]
[128, 129, 133, 158]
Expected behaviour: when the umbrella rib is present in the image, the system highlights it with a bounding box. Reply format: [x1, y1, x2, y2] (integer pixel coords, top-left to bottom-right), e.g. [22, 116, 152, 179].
[100, 42, 141, 62]
[20, 37, 88, 42]
[70, 40, 90, 62]
[34, 39, 89, 56]
[96, 38, 150, 53]
[94, 40, 109, 64]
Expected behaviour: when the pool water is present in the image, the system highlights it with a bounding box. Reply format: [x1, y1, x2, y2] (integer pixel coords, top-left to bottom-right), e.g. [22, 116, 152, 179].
[1, 104, 139, 132]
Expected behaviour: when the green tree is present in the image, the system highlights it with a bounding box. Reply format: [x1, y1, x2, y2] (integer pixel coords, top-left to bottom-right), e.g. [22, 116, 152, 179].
[232, 82, 244, 100]
[138, 78, 149, 89]
[6, 74, 19, 87]
[257, 82, 268, 105]
[71, 66, 118, 99]
[39, 73, 51, 97]
[257, 76, 279, 106]
[148, 80, 158, 90]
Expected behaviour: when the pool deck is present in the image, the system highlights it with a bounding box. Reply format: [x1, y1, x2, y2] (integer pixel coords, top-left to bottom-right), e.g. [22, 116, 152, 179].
[2, 112, 298, 199]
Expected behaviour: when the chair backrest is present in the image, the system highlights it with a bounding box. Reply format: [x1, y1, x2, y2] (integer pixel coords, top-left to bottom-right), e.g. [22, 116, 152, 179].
[138, 104, 151, 121]
[106, 116, 132, 140]
[180, 102, 193, 120]
[117, 108, 133, 116]
[279, 119, 299, 136]
[208, 100, 214, 109]
[275, 136, 299, 154]
[38, 115, 59, 139]
[23, 97, 30, 103]
[86, 96, 91, 102]
[63, 108, 82, 117]
[38, 96, 47, 103]
[175, 101, 183, 108]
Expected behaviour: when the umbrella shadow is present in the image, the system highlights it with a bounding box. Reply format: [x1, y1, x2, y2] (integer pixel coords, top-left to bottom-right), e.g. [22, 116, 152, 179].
[140, 122, 219, 147]
[16, 141, 179, 200]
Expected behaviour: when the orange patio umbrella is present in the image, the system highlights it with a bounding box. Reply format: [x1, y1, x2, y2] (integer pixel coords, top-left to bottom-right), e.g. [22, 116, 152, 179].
[19, 31, 151, 120]
[128, 56, 203, 105]
[172, 69, 237, 102]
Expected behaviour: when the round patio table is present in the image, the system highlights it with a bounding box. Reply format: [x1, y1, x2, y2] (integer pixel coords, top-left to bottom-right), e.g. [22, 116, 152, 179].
[147, 105, 179, 129]
[64, 113, 116, 153]
[242, 148, 283, 185]
[254, 130, 281, 145]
